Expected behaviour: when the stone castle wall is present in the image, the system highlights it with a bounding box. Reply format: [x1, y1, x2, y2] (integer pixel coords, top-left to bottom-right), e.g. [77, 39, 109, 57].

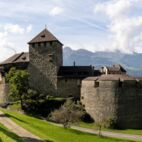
[81, 79, 142, 129]
[0, 77, 9, 104]
[28, 41, 62, 96]
[57, 77, 81, 98]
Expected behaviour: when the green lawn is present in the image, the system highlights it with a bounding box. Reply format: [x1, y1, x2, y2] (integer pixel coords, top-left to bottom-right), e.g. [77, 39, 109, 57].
[79, 122, 142, 135]
[1, 109, 139, 142]
[0, 123, 23, 142]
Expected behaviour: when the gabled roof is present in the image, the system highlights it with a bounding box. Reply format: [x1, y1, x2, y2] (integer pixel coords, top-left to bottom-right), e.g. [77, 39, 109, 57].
[105, 64, 126, 73]
[0, 52, 29, 65]
[28, 28, 62, 44]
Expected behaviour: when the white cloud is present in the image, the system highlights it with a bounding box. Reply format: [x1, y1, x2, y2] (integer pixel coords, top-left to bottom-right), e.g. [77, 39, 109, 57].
[0, 23, 32, 61]
[26, 24, 33, 33]
[94, 0, 132, 19]
[94, 0, 142, 53]
[4, 24, 25, 34]
[49, 6, 63, 16]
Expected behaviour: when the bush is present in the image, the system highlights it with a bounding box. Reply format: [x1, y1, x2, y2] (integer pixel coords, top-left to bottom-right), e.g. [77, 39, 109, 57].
[6, 67, 29, 109]
[50, 99, 84, 128]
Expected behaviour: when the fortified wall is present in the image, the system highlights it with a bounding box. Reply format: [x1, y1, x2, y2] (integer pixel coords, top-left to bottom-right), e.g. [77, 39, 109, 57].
[81, 75, 142, 129]
[57, 77, 81, 98]
[0, 76, 8, 105]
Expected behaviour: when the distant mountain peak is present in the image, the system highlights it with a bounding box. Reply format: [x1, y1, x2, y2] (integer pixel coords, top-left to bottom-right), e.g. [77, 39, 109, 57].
[63, 47, 142, 76]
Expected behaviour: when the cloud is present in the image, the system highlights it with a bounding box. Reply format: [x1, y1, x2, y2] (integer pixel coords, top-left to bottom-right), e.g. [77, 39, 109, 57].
[0, 1, 64, 18]
[4, 24, 25, 34]
[94, 0, 142, 53]
[49, 6, 63, 16]
[26, 24, 33, 33]
[0, 23, 32, 61]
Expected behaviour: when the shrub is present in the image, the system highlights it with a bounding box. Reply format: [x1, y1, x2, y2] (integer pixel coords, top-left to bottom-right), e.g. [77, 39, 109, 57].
[50, 99, 84, 128]
[6, 67, 29, 109]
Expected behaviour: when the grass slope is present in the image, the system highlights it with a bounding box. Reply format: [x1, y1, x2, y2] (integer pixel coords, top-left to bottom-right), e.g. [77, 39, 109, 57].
[0, 123, 23, 142]
[1, 109, 139, 142]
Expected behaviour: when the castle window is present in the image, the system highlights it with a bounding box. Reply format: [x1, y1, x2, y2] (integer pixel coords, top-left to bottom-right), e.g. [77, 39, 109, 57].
[44, 42, 46, 47]
[94, 81, 99, 87]
[81, 96, 84, 100]
[32, 43, 35, 48]
[38, 43, 40, 47]
[48, 54, 53, 62]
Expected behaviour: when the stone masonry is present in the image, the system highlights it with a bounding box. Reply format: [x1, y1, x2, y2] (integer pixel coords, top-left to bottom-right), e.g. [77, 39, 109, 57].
[28, 29, 63, 96]
[81, 75, 142, 129]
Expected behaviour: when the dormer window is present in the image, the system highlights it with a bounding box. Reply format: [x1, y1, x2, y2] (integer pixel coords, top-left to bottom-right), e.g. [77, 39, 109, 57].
[41, 34, 45, 38]
[22, 56, 26, 60]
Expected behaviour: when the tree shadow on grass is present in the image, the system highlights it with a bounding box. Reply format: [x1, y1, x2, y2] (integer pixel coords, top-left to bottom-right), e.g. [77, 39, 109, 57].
[0, 126, 23, 142]
[23, 137, 54, 142]
[4, 113, 27, 124]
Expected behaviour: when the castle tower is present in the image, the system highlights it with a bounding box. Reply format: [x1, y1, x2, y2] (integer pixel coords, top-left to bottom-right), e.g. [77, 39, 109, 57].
[28, 28, 63, 96]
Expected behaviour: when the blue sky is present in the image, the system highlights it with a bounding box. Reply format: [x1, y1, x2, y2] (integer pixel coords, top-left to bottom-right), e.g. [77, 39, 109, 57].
[0, 0, 142, 61]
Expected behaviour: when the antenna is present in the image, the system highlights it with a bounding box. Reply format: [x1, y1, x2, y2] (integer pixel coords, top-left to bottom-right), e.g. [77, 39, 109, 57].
[73, 61, 76, 66]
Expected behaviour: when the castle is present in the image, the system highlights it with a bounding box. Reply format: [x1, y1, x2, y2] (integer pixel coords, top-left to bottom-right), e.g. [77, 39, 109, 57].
[0, 28, 142, 129]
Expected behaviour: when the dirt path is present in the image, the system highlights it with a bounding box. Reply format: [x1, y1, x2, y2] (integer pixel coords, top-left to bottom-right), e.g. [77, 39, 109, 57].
[0, 111, 44, 142]
[49, 122, 142, 141]
[72, 126, 142, 141]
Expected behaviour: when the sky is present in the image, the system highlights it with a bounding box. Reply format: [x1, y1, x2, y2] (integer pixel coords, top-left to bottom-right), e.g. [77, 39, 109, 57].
[0, 0, 142, 61]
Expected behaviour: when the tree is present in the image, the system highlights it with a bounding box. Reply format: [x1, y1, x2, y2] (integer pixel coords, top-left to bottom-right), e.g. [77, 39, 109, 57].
[50, 99, 84, 128]
[6, 67, 29, 109]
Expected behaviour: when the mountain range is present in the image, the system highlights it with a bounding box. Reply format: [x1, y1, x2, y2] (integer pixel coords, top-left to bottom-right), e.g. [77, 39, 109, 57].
[63, 47, 142, 76]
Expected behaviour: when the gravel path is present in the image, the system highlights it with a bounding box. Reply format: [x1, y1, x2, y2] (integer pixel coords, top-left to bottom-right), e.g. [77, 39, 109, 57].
[72, 126, 142, 141]
[49, 122, 142, 141]
[0, 111, 44, 142]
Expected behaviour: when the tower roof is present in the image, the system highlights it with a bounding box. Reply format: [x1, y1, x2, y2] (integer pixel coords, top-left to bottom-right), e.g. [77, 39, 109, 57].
[28, 28, 62, 44]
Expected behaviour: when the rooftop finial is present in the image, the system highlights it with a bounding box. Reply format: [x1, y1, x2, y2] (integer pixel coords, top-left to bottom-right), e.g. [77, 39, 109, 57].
[45, 25, 47, 29]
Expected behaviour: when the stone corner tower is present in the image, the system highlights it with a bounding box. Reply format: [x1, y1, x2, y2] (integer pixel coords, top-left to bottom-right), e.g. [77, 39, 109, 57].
[28, 28, 63, 96]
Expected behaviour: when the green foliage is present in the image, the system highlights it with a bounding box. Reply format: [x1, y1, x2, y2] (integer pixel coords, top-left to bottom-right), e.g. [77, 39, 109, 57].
[22, 89, 64, 116]
[6, 67, 29, 108]
[50, 99, 84, 128]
